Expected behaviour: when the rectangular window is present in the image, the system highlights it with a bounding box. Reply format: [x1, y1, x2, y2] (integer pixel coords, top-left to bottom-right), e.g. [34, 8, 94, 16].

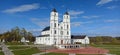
[67, 16, 68, 18]
[54, 30, 56, 34]
[67, 31, 69, 35]
[67, 25, 69, 29]
[61, 31, 63, 35]
[54, 23, 56, 27]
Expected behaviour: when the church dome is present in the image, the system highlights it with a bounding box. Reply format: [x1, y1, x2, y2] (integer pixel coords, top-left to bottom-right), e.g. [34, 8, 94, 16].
[52, 8, 57, 12]
[65, 11, 69, 15]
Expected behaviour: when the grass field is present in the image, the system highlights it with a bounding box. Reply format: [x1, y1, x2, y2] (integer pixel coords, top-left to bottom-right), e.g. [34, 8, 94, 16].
[6, 42, 24, 45]
[0, 47, 2, 50]
[41, 53, 103, 55]
[77, 54, 103, 55]
[41, 52, 68, 55]
[0, 51, 4, 55]
[12, 47, 40, 55]
[91, 44, 120, 55]
[8, 45, 30, 50]
[7, 45, 41, 55]
[4, 42, 120, 55]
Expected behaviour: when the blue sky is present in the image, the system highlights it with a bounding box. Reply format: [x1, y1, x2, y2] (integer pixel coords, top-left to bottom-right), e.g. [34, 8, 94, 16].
[0, 0, 120, 36]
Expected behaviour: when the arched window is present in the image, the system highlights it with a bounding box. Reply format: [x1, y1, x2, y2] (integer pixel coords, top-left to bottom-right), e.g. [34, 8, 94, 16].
[54, 30, 56, 34]
[61, 27, 63, 29]
[67, 25, 69, 29]
[54, 23, 56, 27]
[67, 16, 68, 18]
[67, 31, 69, 35]
[55, 13, 56, 16]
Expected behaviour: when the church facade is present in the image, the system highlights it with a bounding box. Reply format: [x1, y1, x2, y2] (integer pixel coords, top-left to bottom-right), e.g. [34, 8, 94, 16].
[35, 9, 71, 45]
[34, 9, 89, 48]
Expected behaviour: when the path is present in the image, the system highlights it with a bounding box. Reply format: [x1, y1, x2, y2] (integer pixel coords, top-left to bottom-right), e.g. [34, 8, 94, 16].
[45, 47, 109, 54]
[32, 44, 56, 55]
[0, 42, 14, 55]
[32, 52, 49, 55]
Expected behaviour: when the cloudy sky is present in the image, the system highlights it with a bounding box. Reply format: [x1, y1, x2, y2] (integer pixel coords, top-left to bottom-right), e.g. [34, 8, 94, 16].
[0, 0, 120, 36]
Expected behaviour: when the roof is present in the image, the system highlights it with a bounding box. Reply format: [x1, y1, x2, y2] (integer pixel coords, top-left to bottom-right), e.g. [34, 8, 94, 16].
[52, 8, 57, 12]
[65, 11, 69, 15]
[42, 26, 50, 31]
[37, 34, 50, 37]
[71, 35, 86, 39]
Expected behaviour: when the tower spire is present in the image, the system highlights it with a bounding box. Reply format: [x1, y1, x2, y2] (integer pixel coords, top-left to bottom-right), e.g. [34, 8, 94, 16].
[65, 8, 69, 15]
[65, 11, 69, 15]
[52, 8, 57, 12]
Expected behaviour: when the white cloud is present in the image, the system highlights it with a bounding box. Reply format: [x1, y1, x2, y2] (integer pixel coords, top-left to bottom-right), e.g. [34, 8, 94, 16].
[31, 18, 49, 27]
[71, 22, 81, 27]
[82, 15, 100, 19]
[71, 21, 93, 27]
[28, 29, 42, 32]
[0, 29, 8, 34]
[107, 6, 117, 9]
[61, 5, 65, 8]
[69, 10, 84, 16]
[68, 10, 84, 19]
[104, 19, 120, 22]
[3, 3, 39, 13]
[96, 0, 113, 5]
[81, 21, 93, 24]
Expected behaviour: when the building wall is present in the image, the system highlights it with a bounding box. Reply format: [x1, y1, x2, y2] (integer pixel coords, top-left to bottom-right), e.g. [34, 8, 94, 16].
[72, 37, 90, 44]
[34, 9, 91, 46]
[35, 37, 54, 45]
[41, 30, 50, 35]
[62, 14, 71, 44]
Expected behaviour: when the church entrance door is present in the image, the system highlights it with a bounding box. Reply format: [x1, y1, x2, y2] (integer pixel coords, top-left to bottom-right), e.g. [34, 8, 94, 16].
[61, 40, 63, 44]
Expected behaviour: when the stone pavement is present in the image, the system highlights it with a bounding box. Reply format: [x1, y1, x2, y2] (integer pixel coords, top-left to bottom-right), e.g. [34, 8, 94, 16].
[0, 42, 14, 55]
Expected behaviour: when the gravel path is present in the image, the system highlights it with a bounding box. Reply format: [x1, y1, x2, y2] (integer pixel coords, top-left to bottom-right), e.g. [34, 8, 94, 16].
[0, 42, 14, 55]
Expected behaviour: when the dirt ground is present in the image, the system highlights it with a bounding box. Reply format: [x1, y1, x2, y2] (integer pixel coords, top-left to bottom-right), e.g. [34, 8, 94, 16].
[44, 47, 109, 54]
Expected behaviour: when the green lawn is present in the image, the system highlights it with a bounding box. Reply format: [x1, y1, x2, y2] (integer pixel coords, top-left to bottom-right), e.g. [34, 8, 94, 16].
[6, 42, 24, 45]
[13, 47, 40, 55]
[77, 54, 103, 55]
[27, 42, 34, 45]
[0, 51, 4, 55]
[91, 44, 120, 55]
[7, 45, 41, 55]
[8, 45, 30, 50]
[0, 47, 2, 50]
[41, 53, 103, 55]
[41, 52, 68, 55]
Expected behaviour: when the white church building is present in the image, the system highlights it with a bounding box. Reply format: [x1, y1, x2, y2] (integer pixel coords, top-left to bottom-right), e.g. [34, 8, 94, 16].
[34, 9, 89, 48]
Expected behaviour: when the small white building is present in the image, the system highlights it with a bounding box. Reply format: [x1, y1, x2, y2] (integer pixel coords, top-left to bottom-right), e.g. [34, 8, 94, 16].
[71, 35, 90, 44]
[21, 37, 29, 42]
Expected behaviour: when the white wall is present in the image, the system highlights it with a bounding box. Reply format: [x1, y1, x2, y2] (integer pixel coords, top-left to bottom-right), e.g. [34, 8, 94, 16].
[41, 31, 50, 35]
[35, 37, 55, 45]
[72, 37, 90, 44]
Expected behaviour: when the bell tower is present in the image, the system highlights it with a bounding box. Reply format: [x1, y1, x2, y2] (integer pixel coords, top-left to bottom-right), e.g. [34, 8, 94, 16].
[50, 8, 59, 45]
[63, 11, 71, 44]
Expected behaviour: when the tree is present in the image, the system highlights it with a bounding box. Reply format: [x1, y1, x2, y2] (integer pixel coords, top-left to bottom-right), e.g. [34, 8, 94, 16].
[0, 26, 34, 42]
